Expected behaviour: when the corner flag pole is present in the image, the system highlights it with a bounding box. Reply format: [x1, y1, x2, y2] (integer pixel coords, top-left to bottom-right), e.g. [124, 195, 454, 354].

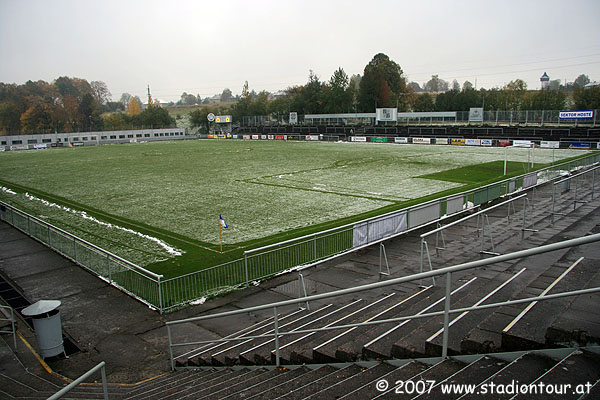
[220, 219, 223, 253]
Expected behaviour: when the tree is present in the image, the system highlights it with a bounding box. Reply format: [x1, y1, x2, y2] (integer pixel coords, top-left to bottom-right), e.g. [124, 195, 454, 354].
[523, 89, 566, 110]
[357, 53, 408, 111]
[119, 93, 133, 109]
[424, 75, 449, 93]
[462, 81, 474, 91]
[179, 92, 197, 105]
[20, 103, 53, 133]
[90, 81, 111, 105]
[451, 79, 460, 92]
[221, 88, 233, 102]
[323, 67, 354, 113]
[500, 79, 527, 110]
[573, 86, 600, 109]
[127, 97, 141, 116]
[574, 74, 591, 88]
[547, 79, 561, 91]
[413, 93, 435, 112]
[408, 82, 422, 93]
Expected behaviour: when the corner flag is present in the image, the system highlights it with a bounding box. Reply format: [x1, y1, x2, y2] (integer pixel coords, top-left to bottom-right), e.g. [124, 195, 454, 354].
[219, 215, 229, 229]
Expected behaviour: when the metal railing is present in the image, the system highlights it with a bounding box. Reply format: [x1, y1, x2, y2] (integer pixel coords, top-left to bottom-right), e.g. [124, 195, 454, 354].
[47, 361, 108, 400]
[0, 203, 164, 311]
[166, 233, 600, 369]
[1, 153, 598, 313]
[0, 305, 17, 349]
[552, 165, 599, 221]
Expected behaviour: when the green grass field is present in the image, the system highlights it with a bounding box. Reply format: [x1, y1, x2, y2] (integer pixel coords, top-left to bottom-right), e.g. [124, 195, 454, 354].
[0, 140, 590, 278]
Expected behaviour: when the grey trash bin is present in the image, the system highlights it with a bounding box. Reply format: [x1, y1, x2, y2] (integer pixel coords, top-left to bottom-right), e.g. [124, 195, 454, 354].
[21, 300, 65, 358]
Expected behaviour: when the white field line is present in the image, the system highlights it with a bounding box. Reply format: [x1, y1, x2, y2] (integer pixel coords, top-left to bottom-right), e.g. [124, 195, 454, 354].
[21, 191, 184, 256]
[426, 267, 527, 342]
[363, 277, 478, 348]
[503, 257, 585, 333]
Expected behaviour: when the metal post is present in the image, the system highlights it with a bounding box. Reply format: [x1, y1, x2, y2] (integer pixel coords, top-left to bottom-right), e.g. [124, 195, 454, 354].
[441, 272, 452, 359]
[592, 168, 596, 200]
[167, 325, 175, 371]
[158, 276, 163, 314]
[100, 365, 109, 400]
[273, 307, 280, 367]
[107, 254, 111, 283]
[314, 234, 317, 260]
[244, 253, 249, 287]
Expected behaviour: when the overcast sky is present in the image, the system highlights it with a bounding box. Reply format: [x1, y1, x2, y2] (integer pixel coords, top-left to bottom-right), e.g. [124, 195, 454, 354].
[1, 0, 599, 103]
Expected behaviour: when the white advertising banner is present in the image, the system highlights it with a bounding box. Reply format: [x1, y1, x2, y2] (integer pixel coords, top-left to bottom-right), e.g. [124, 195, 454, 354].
[352, 211, 407, 247]
[523, 173, 538, 189]
[376, 108, 398, 122]
[243, 135, 250, 140]
[268, 135, 274, 140]
[436, 138, 449, 145]
[261, 135, 267, 140]
[481, 139, 492, 146]
[541, 141, 560, 148]
[252, 135, 259, 140]
[469, 107, 484, 122]
[306, 135, 319, 141]
[394, 137, 409, 144]
[289, 111, 298, 124]
[466, 139, 481, 146]
[513, 140, 532, 147]
[351, 136, 367, 142]
[412, 137, 431, 144]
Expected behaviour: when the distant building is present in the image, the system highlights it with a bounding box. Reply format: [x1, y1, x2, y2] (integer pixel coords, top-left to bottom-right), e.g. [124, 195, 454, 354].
[540, 72, 550, 90]
[208, 94, 222, 103]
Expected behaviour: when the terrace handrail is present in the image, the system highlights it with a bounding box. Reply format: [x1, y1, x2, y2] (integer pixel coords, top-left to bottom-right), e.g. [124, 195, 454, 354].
[554, 164, 600, 185]
[0, 304, 17, 349]
[167, 233, 600, 368]
[420, 193, 527, 239]
[0, 201, 163, 281]
[47, 361, 108, 400]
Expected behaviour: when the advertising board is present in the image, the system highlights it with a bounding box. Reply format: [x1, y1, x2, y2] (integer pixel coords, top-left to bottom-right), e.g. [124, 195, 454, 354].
[541, 141, 560, 149]
[394, 137, 408, 144]
[465, 139, 481, 146]
[371, 137, 388, 143]
[513, 140, 532, 147]
[412, 137, 431, 144]
[569, 142, 591, 149]
[351, 136, 367, 142]
[451, 138, 465, 146]
[559, 111, 593, 119]
[435, 138, 449, 145]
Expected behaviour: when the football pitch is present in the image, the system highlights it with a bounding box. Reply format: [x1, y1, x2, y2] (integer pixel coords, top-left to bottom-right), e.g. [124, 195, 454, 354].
[0, 140, 588, 277]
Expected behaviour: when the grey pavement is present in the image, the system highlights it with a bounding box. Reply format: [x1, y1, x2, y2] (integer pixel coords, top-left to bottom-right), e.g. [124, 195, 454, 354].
[1, 182, 599, 385]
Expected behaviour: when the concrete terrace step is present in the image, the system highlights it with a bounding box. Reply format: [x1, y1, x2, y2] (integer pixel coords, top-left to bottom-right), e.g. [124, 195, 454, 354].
[327, 285, 436, 363]
[275, 363, 364, 399]
[287, 293, 399, 364]
[501, 256, 598, 351]
[423, 269, 528, 357]
[243, 365, 337, 399]
[460, 241, 588, 354]
[361, 279, 477, 360]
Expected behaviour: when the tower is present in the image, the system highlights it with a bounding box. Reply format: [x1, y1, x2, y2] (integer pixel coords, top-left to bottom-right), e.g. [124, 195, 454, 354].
[147, 85, 153, 106]
[540, 72, 550, 90]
